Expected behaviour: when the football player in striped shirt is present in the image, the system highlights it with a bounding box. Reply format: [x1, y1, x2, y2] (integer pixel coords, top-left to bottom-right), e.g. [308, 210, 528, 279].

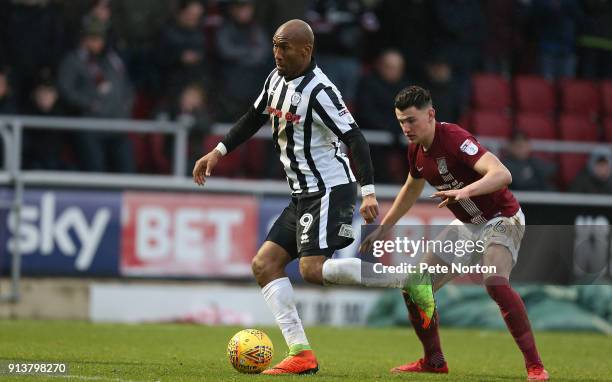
[194, 19, 382, 375]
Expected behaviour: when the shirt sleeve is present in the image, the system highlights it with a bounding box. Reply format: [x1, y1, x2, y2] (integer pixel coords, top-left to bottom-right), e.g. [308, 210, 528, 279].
[252, 69, 278, 114]
[311, 86, 357, 136]
[446, 125, 487, 168]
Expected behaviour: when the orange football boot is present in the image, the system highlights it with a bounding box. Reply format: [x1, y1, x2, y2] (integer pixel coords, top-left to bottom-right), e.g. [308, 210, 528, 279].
[262, 350, 319, 375]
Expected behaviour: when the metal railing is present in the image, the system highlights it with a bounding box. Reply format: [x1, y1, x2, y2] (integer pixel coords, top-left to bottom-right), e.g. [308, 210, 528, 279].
[0, 115, 190, 302]
[2, 116, 612, 302]
[212, 123, 612, 156]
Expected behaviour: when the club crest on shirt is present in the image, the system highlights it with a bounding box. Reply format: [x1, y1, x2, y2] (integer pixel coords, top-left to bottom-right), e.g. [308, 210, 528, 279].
[460, 139, 479, 155]
[291, 92, 302, 106]
[436, 157, 448, 174]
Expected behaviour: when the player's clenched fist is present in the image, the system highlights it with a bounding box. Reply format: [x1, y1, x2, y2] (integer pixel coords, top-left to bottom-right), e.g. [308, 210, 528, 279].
[192, 149, 222, 186]
[359, 194, 379, 224]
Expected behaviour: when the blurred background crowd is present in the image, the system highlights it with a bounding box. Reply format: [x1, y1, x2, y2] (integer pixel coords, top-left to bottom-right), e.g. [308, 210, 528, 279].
[1, 0, 612, 192]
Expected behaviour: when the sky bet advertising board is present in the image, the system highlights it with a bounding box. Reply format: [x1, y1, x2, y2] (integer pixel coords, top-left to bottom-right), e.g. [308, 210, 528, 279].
[0, 188, 452, 279]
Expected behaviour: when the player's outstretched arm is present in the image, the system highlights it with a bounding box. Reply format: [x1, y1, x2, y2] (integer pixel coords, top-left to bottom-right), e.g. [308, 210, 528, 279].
[431, 152, 512, 208]
[359, 174, 425, 253]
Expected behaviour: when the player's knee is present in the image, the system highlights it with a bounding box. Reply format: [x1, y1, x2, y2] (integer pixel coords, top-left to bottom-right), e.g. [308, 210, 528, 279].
[251, 255, 265, 279]
[251, 252, 280, 281]
[299, 258, 324, 285]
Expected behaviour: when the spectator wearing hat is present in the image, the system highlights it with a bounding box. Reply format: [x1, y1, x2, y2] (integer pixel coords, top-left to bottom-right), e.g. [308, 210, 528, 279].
[57, 17, 134, 173]
[569, 148, 612, 194]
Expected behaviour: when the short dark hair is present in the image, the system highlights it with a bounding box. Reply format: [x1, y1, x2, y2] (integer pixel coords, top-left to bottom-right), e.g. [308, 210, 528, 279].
[394, 86, 432, 111]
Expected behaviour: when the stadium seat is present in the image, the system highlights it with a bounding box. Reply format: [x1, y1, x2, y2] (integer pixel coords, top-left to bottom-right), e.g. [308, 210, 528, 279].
[471, 110, 512, 138]
[513, 75, 556, 114]
[558, 114, 598, 188]
[515, 112, 556, 140]
[559, 153, 589, 188]
[203, 135, 243, 177]
[602, 80, 612, 116]
[559, 79, 600, 117]
[604, 117, 612, 142]
[472, 73, 512, 111]
[558, 113, 599, 142]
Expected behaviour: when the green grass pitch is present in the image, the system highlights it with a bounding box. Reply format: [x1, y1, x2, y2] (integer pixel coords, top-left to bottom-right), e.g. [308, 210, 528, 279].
[1, 320, 611, 381]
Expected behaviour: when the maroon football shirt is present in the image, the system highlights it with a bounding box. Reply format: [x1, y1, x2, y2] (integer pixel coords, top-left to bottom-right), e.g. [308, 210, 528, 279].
[408, 122, 520, 224]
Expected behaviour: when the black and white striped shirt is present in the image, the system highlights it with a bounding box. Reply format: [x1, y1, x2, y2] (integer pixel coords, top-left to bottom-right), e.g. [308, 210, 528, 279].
[252, 64, 360, 194]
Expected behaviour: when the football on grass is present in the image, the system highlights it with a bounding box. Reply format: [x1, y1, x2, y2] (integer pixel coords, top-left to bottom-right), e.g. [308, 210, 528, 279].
[227, 329, 274, 373]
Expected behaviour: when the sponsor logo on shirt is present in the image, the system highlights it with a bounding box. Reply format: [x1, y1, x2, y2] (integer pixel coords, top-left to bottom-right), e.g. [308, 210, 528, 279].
[460, 139, 478, 155]
[436, 157, 448, 174]
[266, 106, 302, 124]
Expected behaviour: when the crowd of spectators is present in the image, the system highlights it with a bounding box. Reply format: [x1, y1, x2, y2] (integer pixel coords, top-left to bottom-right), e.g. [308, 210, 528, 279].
[0, 0, 611, 192]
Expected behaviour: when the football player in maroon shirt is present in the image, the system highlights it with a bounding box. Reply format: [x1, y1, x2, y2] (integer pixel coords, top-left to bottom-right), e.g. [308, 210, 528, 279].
[361, 86, 548, 381]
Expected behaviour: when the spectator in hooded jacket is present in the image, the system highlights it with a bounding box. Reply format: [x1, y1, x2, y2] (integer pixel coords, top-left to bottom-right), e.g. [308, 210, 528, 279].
[58, 18, 134, 173]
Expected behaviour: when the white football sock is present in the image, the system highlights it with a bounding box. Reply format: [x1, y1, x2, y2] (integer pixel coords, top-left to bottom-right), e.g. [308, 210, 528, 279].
[322, 258, 407, 288]
[261, 277, 309, 348]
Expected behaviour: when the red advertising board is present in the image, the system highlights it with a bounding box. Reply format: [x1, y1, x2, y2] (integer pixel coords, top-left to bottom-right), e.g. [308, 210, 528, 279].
[121, 192, 258, 277]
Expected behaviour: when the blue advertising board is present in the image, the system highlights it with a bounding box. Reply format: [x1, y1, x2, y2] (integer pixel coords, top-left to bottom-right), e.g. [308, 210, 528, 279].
[0, 188, 121, 276]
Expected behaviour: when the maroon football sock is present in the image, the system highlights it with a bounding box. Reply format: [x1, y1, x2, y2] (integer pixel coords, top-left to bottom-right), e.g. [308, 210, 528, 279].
[403, 292, 446, 368]
[485, 276, 543, 369]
